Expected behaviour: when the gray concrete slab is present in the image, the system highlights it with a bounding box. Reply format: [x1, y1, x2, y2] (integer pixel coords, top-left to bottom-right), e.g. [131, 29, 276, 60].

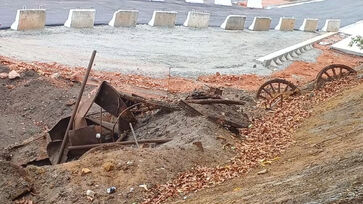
[0, 0, 363, 29]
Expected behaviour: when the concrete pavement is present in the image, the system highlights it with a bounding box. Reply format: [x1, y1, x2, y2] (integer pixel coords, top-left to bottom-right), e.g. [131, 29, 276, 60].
[0, 0, 362, 29]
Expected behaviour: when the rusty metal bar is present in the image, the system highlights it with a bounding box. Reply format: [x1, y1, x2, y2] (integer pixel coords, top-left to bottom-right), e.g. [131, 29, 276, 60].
[55, 50, 97, 164]
[67, 138, 172, 150]
[129, 122, 139, 148]
[111, 102, 141, 138]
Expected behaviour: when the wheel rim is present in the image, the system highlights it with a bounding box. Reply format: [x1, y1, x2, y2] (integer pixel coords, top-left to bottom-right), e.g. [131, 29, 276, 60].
[256, 79, 297, 101]
[315, 64, 356, 89]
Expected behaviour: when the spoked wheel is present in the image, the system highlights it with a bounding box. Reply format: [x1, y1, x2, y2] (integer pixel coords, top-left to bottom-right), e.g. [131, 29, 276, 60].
[315, 64, 357, 89]
[256, 79, 298, 108]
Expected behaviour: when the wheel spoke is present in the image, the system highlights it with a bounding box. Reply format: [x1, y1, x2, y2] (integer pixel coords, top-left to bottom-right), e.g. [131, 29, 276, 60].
[278, 82, 281, 93]
[262, 88, 273, 98]
[323, 71, 332, 80]
[284, 85, 289, 92]
[269, 83, 276, 94]
[332, 68, 337, 78]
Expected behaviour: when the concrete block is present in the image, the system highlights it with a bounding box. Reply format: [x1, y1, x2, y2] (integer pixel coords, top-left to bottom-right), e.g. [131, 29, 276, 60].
[291, 50, 298, 57]
[183, 11, 210, 28]
[270, 60, 277, 67]
[280, 55, 287, 61]
[247, 0, 262, 8]
[109, 10, 138, 27]
[339, 20, 363, 35]
[248, 17, 271, 31]
[11, 9, 46, 31]
[322, 19, 341, 32]
[148, 11, 177, 27]
[185, 0, 204, 3]
[299, 18, 318, 32]
[257, 32, 336, 66]
[275, 17, 295, 31]
[286, 53, 293, 60]
[221, 15, 246, 30]
[274, 58, 282, 65]
[64, 9, 95, 28]
[332, 36, 363, 56]
[215, 0, 232, 6]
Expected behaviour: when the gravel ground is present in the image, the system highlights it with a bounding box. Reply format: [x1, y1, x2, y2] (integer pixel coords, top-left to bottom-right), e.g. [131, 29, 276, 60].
[0, 25, 319, 78]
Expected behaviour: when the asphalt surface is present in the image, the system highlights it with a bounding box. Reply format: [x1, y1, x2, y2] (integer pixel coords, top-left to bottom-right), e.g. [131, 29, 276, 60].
[0, 0, 363, 29]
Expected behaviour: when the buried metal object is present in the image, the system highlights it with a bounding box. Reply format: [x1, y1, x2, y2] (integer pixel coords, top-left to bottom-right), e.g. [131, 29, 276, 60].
[47, 80, 136, 164]
[315, 64, 357, 89]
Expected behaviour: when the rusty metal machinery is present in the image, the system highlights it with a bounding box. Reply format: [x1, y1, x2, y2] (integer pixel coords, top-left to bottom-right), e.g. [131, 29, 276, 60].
[47, 81, 137, 164]
[315, 64, 357, 89]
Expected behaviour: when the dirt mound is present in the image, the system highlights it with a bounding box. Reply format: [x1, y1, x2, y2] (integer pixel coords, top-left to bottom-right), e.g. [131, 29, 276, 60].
[0, 65, 84, 149]
[0, 161, 32, 202]
[171, 82, 363, 204]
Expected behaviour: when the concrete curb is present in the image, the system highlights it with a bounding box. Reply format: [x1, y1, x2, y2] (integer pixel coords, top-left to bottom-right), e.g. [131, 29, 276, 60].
[11, 9, 46, 31]
[256, 32, 337, 67]
[109, 10, 138, 27]
[248, 17, 271, 31]
[8, 9, 342, 33]
[64, 9, 95, 28]
[185, 0, 204, 3]
[322, 19, 341, 32]
[183, 11, 210, 28]
[221, 15, 246, 30]
[299, 18, 318, 32]
[274, 17, 295, 31]
[148, 11, 177, 27]
[247, 0, 263, 8]
[215, 0, 232, 6]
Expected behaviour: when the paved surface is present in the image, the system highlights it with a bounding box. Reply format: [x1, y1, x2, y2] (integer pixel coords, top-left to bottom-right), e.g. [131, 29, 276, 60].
[0, 26, 319, 77]
[0, 0, 362, 29]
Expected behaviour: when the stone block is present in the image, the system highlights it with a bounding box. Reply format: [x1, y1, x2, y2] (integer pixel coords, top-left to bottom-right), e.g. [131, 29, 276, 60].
[183, 11, 210, 28]
[248, 17, 271, 31]
[221, 15, 246, 30]
[109, 10, 138, 27]
[275, 17, 295, 31]
[64, 9, 95, 28]
[11, 9, 46, 31]
[148, 11, 177, 27]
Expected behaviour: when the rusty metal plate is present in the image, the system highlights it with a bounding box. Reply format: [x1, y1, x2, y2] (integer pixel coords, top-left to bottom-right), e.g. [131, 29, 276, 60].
[68, 125, 100, 146]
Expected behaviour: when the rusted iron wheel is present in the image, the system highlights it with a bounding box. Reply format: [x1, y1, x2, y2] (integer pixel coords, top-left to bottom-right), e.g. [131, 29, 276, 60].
[315, 64, 357, 89]
[256, 79, 297, 102]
